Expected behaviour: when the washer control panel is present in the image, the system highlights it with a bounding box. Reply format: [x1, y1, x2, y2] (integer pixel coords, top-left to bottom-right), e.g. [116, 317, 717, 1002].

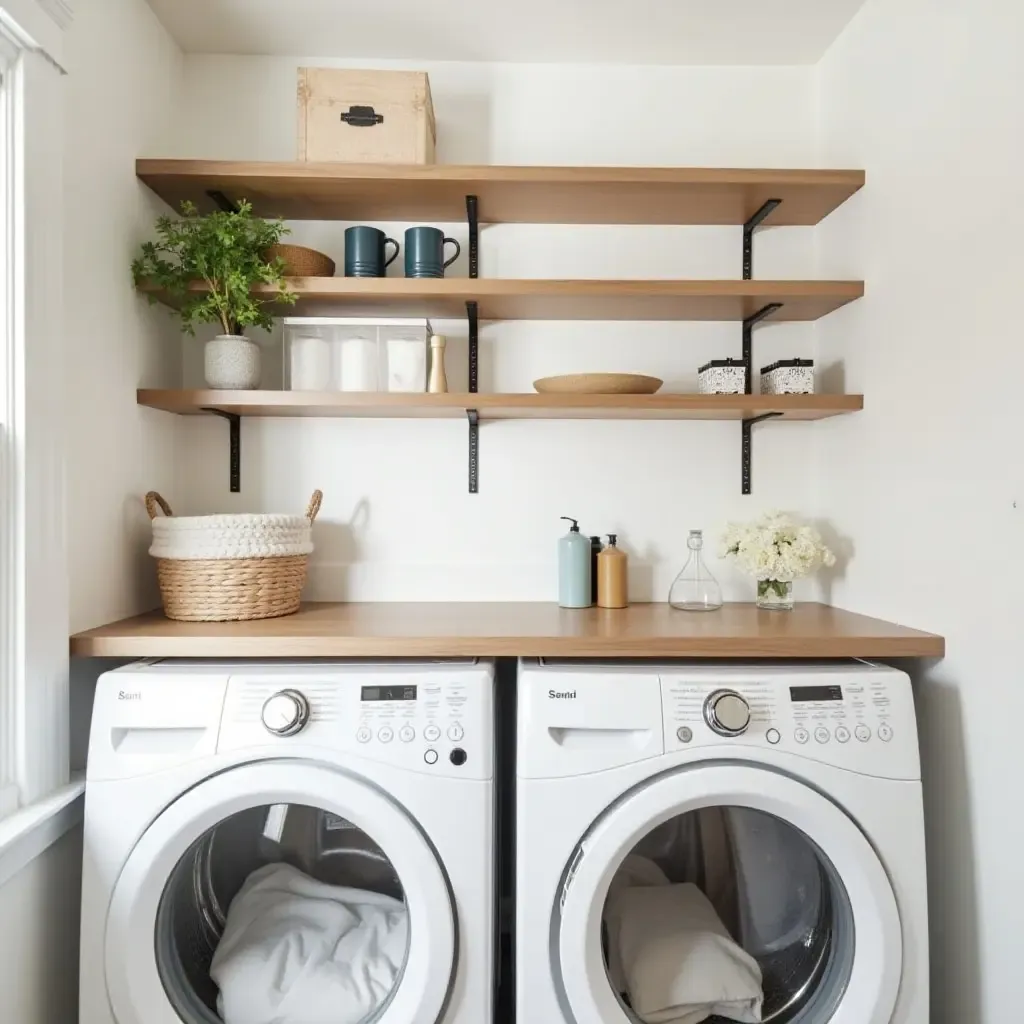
[660, 662, 919, 778]
[354, 677, 471, 767]
[217, 661, 493, 780]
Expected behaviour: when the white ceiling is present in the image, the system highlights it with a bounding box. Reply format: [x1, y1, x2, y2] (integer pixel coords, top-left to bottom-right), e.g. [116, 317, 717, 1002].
[145, 0, 868, 65]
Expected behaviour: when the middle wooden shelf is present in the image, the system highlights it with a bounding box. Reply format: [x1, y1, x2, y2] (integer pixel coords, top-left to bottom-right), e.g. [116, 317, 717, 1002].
[139, 277, 864, 322]
[138, 390, 863, 420]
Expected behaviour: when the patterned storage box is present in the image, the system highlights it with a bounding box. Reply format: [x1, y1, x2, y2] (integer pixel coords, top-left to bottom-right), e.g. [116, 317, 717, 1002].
[760, 359, 815, 395]
[697, 359, 746, 395]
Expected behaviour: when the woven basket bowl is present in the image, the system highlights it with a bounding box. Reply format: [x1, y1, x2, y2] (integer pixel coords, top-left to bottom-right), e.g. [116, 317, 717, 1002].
[145, 490, 322, 622]
[264, 244, 336, 278]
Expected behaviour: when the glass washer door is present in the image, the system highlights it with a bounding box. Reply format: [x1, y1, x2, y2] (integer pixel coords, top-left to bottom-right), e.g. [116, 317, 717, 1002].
[556, 764, 902, 1024]
[105, 760, 456, 1024]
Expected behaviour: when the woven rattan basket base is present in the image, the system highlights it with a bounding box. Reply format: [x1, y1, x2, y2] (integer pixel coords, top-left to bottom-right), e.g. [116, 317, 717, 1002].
[156, 555, 310, 622]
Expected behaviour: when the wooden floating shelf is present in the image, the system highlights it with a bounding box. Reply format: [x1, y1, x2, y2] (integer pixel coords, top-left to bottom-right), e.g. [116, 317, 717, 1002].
[140, 278, 864, 322]
[69, 602, 945, 660]
[137, 391, 863, 421]
[136, 160, 865, 226]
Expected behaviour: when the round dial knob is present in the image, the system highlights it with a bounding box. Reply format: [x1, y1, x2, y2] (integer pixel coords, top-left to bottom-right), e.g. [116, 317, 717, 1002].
[703, 689, 751, 737]
[261, 689, 310, 736]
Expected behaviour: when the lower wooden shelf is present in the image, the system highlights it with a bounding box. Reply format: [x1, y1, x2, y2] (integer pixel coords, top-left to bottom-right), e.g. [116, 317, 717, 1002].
[70, 602, 945, 659]
[138, 390, 863, 421]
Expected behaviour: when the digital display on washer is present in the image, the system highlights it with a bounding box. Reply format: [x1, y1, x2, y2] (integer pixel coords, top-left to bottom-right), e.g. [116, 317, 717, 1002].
[361, 685, 418, 702]
[790, 685, 843, 702]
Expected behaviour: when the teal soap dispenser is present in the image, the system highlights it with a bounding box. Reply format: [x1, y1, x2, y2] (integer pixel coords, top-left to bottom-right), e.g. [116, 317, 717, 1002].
[558, 516, 592, 608]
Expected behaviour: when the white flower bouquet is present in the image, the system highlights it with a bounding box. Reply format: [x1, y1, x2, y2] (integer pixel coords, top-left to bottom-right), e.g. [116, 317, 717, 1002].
[720, 511, 836, 609]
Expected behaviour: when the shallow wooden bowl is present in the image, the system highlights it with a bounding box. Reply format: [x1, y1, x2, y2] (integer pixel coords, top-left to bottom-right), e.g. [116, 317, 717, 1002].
[533, 373, 664, 395]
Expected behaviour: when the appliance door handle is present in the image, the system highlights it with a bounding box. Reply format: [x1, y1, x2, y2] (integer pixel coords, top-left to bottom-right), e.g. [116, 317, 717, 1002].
[548, 727, 652, 749]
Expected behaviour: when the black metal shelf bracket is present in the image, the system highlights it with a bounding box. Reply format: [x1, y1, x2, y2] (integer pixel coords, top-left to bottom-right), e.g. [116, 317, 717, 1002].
[466, 299, 480, 493]
[741, 412, 782, 495]
[464, 195, 480, 493]
[467, 409, 480, 494]
[206, 190, 239, 214]
[742, 303, 783, 393]
[467, 301, 479, 394]
[201, 408, 241, 493]
[742, 199, 782, 279]
[466, 194, 479, 279]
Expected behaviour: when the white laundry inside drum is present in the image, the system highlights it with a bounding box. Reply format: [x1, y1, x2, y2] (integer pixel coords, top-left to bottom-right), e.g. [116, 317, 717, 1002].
[600, 807, 856, 1024]
[154, 803, 410, 1024]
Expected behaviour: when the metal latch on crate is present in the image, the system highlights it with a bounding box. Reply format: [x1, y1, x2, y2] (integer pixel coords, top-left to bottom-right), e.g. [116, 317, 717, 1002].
[340, 105, 384, 127]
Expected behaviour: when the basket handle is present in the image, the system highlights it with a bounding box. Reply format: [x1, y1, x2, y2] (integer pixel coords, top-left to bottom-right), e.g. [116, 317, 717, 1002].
[145, 492, 174, 520]
[305, 490, 323, 523]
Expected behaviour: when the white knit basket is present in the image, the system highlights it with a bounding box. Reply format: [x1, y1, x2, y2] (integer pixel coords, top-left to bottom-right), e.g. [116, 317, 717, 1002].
[150, 513, 315, 560]
[145, 491, 322, 622]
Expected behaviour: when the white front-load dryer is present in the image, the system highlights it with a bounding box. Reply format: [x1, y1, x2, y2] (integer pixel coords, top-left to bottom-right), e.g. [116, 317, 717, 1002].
[80, 658, 495, 1024]
[516, 659, 929, 1024]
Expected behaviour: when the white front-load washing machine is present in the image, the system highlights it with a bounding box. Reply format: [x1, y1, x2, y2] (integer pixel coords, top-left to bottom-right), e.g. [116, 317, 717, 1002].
[517, 659, 929, 1024]
[80, 658, 495, 1024]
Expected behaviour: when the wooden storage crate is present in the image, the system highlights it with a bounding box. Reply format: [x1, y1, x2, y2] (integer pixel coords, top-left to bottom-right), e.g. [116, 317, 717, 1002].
[297, 68, 436, 164]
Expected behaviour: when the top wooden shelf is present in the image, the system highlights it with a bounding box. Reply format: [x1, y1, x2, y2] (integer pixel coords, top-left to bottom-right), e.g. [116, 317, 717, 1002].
[69, 602, 944, 659]
[136, 160, 865, 226]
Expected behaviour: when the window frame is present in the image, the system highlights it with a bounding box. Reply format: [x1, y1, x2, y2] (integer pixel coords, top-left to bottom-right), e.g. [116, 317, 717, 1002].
[0, 0, 68, 821]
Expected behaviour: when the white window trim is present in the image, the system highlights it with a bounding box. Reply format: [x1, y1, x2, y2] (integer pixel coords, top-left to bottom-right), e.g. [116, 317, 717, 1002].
[0, 0, 67, 68]
[0, 0, 72, 867]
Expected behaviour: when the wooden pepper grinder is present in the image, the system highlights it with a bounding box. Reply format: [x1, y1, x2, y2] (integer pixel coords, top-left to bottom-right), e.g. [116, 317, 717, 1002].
[428, 334, 448, 393]
[597, 534, 628, 608]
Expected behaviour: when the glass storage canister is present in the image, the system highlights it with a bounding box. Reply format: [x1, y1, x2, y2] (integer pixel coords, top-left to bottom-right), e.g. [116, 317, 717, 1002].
[282, 317, 431, 393]
[697, 358, 746, 395]
[669, 530, 723, 611]
[760, 359, 814, 395]
[384, 325, 429, 393]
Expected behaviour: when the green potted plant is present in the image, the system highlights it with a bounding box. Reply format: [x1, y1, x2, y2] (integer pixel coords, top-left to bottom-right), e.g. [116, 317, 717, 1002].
[133, 200, 297, 389]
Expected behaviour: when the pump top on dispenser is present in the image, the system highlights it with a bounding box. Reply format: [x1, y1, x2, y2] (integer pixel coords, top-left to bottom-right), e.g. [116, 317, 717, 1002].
[558, 517, 591, 608]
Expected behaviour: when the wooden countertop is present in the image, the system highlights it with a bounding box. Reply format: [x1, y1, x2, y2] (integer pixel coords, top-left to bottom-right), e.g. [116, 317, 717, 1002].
[70, 602, 944, 659]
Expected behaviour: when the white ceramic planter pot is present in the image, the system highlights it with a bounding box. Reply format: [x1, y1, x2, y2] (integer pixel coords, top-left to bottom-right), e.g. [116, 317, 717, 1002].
[204, 335, 261, 390]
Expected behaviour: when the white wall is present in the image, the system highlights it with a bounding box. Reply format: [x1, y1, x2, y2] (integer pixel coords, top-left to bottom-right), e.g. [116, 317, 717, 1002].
[65, 0, 183, 634]
[0, 827, 83, 1022]
[815, 1, 1024, 1018]
[166, 56, 823, 601]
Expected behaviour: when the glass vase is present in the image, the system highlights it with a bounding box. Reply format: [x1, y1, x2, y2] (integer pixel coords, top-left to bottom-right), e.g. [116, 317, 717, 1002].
[669, 530, 723, 611]
[757, 579, 794, 611]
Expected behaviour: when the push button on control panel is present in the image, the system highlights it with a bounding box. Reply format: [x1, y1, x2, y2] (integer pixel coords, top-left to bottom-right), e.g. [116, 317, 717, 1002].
[447, 723, 464, 742]
[399, 725, 415, 743]
[765, 728, 781, 745]
[834, 725, 851, 743]
[794, 727, 810, 744]
[424, 724, 441, 742]
[356, 726, 372, 743]
[855, 724, 872, 742]
[377, 726, 393, 743]
[424, 749, 438, 765]
[814, 726, 831, 744]
[878, 723, 893, 742]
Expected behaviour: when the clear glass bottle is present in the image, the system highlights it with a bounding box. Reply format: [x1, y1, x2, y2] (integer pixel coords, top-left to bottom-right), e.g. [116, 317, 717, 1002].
[669, 530, 723, 611]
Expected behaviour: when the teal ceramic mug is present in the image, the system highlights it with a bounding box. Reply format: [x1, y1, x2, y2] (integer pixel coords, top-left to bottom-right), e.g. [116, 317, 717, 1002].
[344, 226, 400, 278]
[404, 226, 461, 278]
